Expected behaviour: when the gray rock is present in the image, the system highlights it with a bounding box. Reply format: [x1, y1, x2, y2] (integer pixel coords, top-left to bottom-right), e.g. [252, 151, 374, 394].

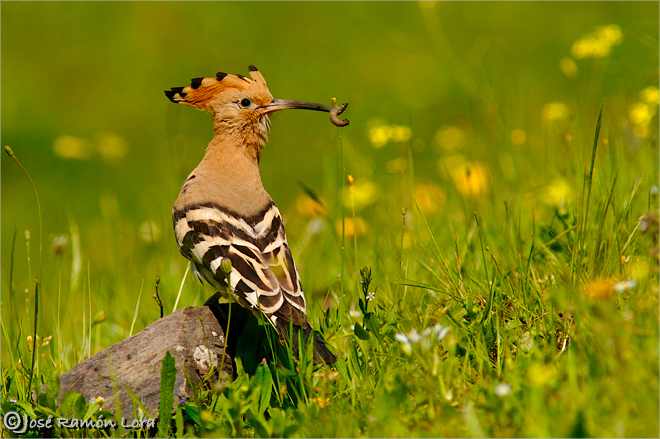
[53, 306, 232, 421]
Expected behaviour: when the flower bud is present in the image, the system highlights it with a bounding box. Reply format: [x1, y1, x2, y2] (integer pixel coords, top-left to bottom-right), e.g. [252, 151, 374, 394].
[220, 257, 232, 276]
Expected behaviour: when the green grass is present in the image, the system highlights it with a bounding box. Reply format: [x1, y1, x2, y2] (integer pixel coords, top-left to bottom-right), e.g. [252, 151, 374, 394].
[2, 2, 659, 437]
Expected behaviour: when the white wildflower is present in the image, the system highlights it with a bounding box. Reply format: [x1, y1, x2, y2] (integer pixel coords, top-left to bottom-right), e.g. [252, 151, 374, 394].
[494, 383, 512, 397]
[614, 279, 636, 293]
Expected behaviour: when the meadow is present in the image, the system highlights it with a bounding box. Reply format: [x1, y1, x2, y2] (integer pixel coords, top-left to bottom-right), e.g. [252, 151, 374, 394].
[2, 2, 659, 437]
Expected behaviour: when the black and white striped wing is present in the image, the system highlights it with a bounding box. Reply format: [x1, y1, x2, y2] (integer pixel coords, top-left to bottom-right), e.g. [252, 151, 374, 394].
[173, 202, 308, 326]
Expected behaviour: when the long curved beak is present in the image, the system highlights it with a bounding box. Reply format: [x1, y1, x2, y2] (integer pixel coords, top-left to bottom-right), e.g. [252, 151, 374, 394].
[260, 99, 349, 126]
[261, 99, 334, 114]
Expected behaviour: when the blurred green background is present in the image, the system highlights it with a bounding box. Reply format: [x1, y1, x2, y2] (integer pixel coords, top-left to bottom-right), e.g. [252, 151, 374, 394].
[2, 1, 658, 344]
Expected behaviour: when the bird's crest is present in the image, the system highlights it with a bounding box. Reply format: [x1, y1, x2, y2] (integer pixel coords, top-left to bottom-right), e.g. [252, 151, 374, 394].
[165, 65, 271, 112]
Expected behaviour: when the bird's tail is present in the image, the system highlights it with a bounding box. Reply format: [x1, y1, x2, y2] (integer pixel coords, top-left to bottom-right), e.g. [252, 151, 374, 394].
[274, 318, 337, 365]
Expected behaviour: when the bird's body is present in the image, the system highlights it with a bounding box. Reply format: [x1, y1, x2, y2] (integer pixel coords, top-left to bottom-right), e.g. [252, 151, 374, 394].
[166, 66, 346, 364]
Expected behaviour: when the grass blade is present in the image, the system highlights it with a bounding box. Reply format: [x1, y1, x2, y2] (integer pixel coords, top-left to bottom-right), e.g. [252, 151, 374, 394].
[158, 350, 177, 437]
[573, 105, 603, 282]
[172, 262, 191, 313]
[27, 279, 39, 396]
[129, 279, 145, 337]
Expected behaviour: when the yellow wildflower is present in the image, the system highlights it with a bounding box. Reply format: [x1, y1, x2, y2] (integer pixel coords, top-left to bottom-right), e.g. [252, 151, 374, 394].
[435, 125, 466, 152]
[439, 154, 467, 174]
[414, 183, 446, 215]
[542, 102, 569, 122]
[628, 102, 656, 127]
[312, 396, 331, 408]
[96, 132, 128, 160]
[582, 277, 616, 300]
[391, 125, 412, 143]
[368, 125, 390, 149]
[342, 179, 379, 210]
[628, 98, 657, 139]
[451, 162, 490, 197]
[386, 157, 408, 173]
[639, 86, 660, 106]
[571, 24, 622, 59]
[367, 119, 411, 148]
[560, 57, 578, 78]
[541, 178, 573, 208]
[336, 217, 367, 238]
[595, 24, 623, 46]
[295, 194, 326, 218]
[571, 36, 609, 58]
[53, 135, 93, 160]
[313, 370, 340, 383]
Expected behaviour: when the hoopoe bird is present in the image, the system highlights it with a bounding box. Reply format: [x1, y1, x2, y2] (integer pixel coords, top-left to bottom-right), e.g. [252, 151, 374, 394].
[165, 65, 348, 364]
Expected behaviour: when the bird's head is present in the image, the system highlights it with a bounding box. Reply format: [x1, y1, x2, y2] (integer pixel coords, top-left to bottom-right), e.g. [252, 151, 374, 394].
[165, 65, 348, 161]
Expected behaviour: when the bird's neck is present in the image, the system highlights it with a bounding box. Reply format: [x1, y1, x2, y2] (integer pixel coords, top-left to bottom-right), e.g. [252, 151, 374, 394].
[181, 133, 272, 216]
[212, 118, 269, 163]
[198, 134, 268, 193]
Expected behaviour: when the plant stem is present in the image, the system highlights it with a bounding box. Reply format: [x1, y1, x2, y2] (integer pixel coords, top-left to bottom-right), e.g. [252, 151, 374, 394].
[27, 279, 39, 396]
[337, 120, 347, 326]
[5, 146, 42, 276]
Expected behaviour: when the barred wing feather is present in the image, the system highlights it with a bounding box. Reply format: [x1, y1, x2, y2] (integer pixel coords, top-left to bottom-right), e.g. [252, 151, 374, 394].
[173, 202, 308, 326]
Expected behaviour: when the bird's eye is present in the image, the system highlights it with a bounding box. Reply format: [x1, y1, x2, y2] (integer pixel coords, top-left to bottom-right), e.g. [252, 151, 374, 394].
[240, 98, 252, 108]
